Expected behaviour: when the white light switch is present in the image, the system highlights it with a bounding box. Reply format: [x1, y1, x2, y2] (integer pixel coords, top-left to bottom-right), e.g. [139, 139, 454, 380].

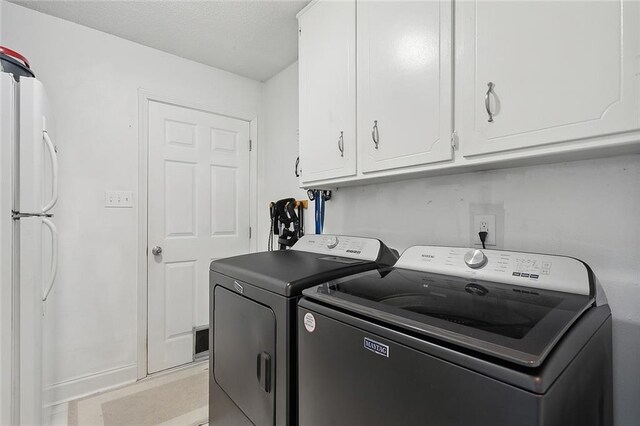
[105, 190, 133, 208]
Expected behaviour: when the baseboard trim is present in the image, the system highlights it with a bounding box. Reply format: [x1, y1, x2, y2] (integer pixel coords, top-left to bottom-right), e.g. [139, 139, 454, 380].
[44, 401, 68, 426]
[44, 363, 137, 407]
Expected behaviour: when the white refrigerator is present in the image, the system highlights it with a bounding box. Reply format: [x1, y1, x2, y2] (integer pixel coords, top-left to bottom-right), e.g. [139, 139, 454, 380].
[0, 72, 59, 425]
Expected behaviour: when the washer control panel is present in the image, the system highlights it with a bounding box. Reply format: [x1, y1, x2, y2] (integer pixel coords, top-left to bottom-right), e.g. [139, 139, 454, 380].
[291, 234, 382, 261]
[395, 246, 590, 295]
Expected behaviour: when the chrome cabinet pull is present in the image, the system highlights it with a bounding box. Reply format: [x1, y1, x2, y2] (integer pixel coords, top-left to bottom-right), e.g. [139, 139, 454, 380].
[338, 131, 344, 157]
[485, 82, 495, 123]
[371, 120, 379, 149]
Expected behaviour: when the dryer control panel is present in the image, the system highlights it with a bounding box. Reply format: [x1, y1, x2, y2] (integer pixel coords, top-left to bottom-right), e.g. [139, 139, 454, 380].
[395, 246, 591, 296]
[291, 234, 384, 262]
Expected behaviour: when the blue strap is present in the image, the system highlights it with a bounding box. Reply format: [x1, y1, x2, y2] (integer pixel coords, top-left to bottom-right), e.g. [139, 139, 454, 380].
[314, 191, 321, 234]
[313, 190, 326, 234]
[319, 196, 325, 234]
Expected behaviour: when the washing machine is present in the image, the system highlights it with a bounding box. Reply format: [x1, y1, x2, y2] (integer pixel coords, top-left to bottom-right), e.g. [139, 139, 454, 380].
[209, 234, 398, 426]
[298, 246, 612, 426]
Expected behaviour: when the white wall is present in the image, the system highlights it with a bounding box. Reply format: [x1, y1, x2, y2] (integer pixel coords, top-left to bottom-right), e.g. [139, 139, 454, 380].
[257, 62, 308, 250]
[265, 62, 640, 425]
[1, 1, 263, 405]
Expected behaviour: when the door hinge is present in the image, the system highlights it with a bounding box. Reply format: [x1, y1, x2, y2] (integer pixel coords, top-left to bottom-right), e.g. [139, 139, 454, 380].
[249, 139, 252, 152]
[451, 131, 458, 151]
[249, 227, 252, 239]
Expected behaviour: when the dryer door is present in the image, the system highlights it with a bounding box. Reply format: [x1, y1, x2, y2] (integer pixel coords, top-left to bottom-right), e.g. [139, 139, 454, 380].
[214, 286, 275, 426]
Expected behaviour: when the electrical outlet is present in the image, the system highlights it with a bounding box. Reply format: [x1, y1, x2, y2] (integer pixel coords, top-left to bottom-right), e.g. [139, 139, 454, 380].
[473, 214, 496, 246]
[105, 190, 133, 208]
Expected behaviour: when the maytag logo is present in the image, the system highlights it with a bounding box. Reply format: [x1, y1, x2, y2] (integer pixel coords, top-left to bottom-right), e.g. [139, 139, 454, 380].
[233, 281, 244, 294]
[364, 337, 389, 358]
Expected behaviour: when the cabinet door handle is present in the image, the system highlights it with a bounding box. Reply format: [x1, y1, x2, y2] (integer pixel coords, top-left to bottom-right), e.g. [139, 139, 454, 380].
[485, 82, 495, 123]
[295, 156, 300, 177]
[337, 131, 344, 157]
[371, 120, 379, 149]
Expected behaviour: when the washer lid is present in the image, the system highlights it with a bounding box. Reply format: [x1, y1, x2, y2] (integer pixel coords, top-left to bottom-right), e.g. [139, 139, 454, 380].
[302, 267, 595, 367]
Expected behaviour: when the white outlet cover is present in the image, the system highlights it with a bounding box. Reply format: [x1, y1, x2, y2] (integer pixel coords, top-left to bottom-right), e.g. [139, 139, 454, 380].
[473, 214, 496, 246]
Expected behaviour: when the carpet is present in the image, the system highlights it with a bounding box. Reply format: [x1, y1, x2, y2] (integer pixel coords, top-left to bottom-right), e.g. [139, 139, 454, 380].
[68, 363, 208, 426]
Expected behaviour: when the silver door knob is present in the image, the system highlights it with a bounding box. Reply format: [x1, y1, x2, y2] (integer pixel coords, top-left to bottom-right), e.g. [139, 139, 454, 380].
[151, 246, 163, 256]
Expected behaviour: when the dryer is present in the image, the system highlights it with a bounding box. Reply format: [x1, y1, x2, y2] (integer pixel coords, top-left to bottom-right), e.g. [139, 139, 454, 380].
[209, 234, 397, 426]
[298, 246, 612, 426]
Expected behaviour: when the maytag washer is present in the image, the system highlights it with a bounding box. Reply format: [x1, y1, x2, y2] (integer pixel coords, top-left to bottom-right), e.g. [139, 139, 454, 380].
[298, 246, 612, 426]
[209, 234, 397, 426]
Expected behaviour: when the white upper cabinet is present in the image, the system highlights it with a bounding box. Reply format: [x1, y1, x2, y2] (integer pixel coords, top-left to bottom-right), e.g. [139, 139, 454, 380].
[358, 1, 453, 173]
[458, 1, 640, 157]
[298, 0, 356, 184]
[297, 0, 640, 188]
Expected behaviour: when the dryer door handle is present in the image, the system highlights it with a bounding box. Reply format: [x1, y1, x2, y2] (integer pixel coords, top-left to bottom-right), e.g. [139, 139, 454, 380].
[256, 351, 272, 393]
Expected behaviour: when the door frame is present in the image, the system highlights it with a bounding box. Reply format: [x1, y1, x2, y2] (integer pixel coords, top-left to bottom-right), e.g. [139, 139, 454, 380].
[136, 89, 258, 379]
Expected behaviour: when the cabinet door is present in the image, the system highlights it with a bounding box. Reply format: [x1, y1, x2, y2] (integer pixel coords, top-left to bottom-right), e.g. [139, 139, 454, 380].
[458, 1, 640, 157]
[358, 1, 453, 173]
[298, 0, 356, 183]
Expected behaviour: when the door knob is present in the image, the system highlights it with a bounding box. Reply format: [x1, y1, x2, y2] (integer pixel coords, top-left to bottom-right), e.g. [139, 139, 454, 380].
[151, 246, 163, 256]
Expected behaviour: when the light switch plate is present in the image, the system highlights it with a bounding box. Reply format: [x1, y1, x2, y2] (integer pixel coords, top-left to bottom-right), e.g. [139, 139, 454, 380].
[105, 190, 133, 208]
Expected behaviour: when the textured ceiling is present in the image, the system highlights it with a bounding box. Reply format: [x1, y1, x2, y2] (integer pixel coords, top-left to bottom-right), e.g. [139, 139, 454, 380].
[9, 0, 308, 81]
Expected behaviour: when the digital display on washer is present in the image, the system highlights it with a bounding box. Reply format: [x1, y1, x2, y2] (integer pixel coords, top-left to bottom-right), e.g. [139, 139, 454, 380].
[306, 268, 594, 366]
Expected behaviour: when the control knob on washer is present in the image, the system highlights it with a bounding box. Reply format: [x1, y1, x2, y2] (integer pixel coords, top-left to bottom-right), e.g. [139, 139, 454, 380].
[326, 236, 339, 249]
[464, 249, 487, 269]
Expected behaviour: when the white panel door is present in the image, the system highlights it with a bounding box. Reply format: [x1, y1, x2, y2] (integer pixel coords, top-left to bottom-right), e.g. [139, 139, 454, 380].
[298, 0, 356, 183]
[458, 0, 640, 157]
[358, 0, 453, 173]
[148, 101, 251, 373]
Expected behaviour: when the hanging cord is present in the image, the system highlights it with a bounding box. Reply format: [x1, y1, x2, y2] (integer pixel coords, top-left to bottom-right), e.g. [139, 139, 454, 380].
[268, 202, 276, 251]
[479, 231, 488, 250]
[319, 190, 331, 234]
[308, 190, 320, 234]
[268, 216, 274, 251]
[297, 202, 304, 238]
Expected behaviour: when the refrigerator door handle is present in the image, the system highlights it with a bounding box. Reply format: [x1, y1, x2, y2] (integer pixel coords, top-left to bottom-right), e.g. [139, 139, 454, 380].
[41, 217, 58, 301]
[42, 130, 58, 213]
